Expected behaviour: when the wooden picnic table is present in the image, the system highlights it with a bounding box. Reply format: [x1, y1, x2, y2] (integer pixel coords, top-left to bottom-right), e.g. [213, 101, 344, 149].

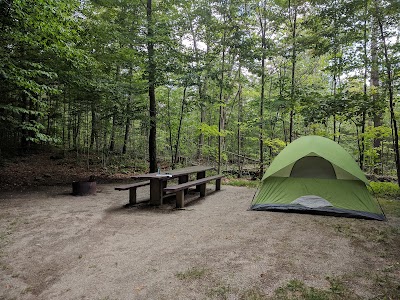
[132, 165, 215, 205]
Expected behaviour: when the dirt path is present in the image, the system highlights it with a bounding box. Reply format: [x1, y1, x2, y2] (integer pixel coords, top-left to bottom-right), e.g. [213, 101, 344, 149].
[0, 185, 399, 300]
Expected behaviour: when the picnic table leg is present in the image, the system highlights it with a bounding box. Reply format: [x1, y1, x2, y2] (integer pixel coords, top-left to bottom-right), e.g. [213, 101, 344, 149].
[176, 190, 185, 208]
[179, 175, 189, 195]
[196, 171, 206, 192]
[216, 178, 221, 191]
[129, 187, 137, 205]
[162, 180, 168, 195]
[199, 183, 206, 197]
[150, 179, 163, 205]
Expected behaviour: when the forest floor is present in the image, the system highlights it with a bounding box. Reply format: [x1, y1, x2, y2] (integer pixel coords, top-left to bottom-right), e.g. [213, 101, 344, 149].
[0, 152, 399, 299]
[0, 151, 142, 191]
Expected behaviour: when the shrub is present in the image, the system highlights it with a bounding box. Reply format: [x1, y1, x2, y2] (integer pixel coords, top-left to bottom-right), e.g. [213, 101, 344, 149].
[368, 182, 400, 198]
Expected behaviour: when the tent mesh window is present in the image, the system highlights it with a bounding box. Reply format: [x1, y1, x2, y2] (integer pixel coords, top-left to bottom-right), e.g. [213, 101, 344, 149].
[290, 156, 336, 179]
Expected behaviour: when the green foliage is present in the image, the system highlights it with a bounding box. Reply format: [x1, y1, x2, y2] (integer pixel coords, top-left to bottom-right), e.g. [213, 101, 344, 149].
[264, 138, 286, 153]
[0, 0, 399, 184]
[0, 0, 86, 148]
[199, 123, 231, 138]
[368, 182, 400, 198]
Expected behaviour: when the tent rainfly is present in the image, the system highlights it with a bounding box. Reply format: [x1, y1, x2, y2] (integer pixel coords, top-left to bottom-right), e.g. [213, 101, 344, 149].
[250, 135, 385, 221]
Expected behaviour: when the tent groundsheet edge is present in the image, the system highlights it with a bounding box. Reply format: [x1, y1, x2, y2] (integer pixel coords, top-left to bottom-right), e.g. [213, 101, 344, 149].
[250, 203, 385, 221]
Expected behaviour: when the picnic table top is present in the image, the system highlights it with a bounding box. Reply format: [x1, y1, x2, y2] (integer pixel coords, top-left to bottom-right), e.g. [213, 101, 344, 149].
[132, 165, 215, 180]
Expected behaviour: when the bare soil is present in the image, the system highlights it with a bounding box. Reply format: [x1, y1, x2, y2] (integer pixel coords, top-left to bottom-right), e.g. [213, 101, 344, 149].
[0, 153, 399, 299]
[0, 183, 399, 300]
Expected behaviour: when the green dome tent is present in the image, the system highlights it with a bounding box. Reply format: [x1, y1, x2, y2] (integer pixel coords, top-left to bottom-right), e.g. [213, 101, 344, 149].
[250, 136, 385, 220]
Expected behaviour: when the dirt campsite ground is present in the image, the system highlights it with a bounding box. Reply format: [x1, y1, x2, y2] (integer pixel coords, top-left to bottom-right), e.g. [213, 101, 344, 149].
[0, 183, 399, 300]
[0, 153, 399, 300]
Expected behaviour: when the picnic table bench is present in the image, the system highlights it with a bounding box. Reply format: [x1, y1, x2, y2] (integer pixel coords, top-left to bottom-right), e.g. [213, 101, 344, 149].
[114, 181, 150, 205]
[116, 166, 224, 207]
[132, 166, 215, 206]
[163, 174, 224, 208]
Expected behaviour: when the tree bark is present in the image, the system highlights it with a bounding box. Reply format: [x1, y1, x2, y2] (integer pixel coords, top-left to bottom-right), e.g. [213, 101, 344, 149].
[109, 110, 117, 152]
[90, 101, 98, 150]
[376, 12, 400, 187]
[188, 16, 205, 161]
[258, 4, 267, 178]
[122, 98, 131, 155]
[237, 63, 243, 178]
[166, 88, 174, 164]
[289, 0, 297, 143]
[371, 16, 382, 173]
[147, 0, 157, 172]
[173, 86, 187, 167]
[218, 21, 227, 174]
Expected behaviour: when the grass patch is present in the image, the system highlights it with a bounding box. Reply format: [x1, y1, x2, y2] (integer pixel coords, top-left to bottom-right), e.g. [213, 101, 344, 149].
[224, 177, 260, 188]
[373, 271, 400, 299]
[332, 222, 399, 245]
[272, 278, 360, 300]
[239, 287, 267, 300]
[207, 283, 232, 299]
[378, 198, 400, 217]
[176, 267, 207, 280]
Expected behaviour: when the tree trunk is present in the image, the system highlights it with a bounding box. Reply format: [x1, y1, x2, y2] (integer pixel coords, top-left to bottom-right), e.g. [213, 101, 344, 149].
[73, 111, 81, 150]
[166, 88, 174, 164]
[258, 7, 267, 178]
[237, 63, 243, 178]
[122, 99, 131, 155]
[109, 111, 117, 152]
[90, 101, 98, 150]
[189, 16, 206, 161]
[122, 67, 134, 155]
[359, 111, 366, 170]
[376, 9, 400, 187]
[289, 0, 297, 143]
[371, 16, 382, 173]
[20, 91, 30, 150]
[218, 23, 227, 174]
[147, 0, 157, 172]
[173, 86, 187, 166]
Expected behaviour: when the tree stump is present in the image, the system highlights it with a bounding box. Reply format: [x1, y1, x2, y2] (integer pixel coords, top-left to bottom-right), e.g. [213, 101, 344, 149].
[72, 181, 96, 196]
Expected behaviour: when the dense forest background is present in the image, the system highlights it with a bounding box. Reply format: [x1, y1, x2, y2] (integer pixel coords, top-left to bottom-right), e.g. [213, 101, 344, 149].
[0, 0, 399, 184]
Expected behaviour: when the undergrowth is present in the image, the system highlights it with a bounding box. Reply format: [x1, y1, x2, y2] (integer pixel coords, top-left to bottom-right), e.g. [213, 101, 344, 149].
[369, 181, 400, 198]
[224, 177, 260, 188]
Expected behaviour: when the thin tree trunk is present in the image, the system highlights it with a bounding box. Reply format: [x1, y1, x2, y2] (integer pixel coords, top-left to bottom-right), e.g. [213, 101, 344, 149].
[189, 16, 205, 161]
[359, 5, 368, 171]
[166, 88, 174, 164]
[122, 98, 131, 155]
[122, 67, 134, 155]
[237, 63, 243, 178]
[376, 8, 400, 186]
[147, 0, 157, 172]
[360, 112, 366, 170]
[109, 110, 117, 152]
[62, 90, 67, 154]
[258, 6, 267, 178]
[371, 15, 382, 173]
[20, 92, 30, 150]
[90, 101, 97, 150]
[218, 24, 227, 174]
[289, 0, 297, 143]
[173, 86, 187, 166]
[46, 97, 52, 136]
[73, 111, 81, 150]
